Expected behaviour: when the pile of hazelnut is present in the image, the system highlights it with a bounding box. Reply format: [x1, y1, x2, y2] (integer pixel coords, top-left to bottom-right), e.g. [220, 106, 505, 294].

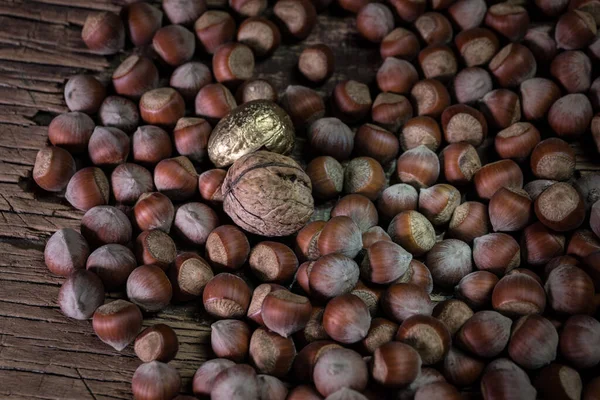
[34, 0, 600, 398]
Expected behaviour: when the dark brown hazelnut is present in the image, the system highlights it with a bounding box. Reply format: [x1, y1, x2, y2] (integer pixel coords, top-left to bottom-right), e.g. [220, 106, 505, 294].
[203, 273, 251, 319]
[427, 239, 473, 288]
[568, 229, 600, 258]
[273, 0, 317, 40]
[132, 125, 172, 166]
[473, 233, 520, 276]
[135, 324, 179, 363]
[560, 315, 600, 368]
[371, 93, 413, 133]
[169, 252, 213, 302]
[441, 104, 488, 146]
[455, 271, 499, 309]
[193, 359, 236, 397]
[361, 226, 392, 249]
[332, 80, 372, 123]
[139, 88, 185, 127]
[396, 314, 452, 365]
[479, 89, 521, 129]
[495, 122, 541, 160]
[82, 12, 125, 55]
[88, 126, 130, 167]
[551, 51, 592, 94]
[377, 58, 418, 95]
[440, 142, 481, 185]
[523, 23, 558, 65]
[359, 318, 398, 354]
[521, 222, 566, 266]
[153, 24, 195, 66]
[313, 348, 368, 396]
[534, 363, 583, 400]
[356, 4, 395, 43]
[306, 156, 344, 200]
[92, 300, 143, 351]
[433, 299, 474, 336]
[250, 327, 296, 377]
[99, 96, 139, 133]
[112, 55, 159, 98]
[210, 319, 251, 362]
[555, 10, 597, 50]
[343, 157, 386, 201]
[174, 202, 219, 246]
[389, 0, 427, 22]
[298, 44, 334, 83]
[484, 2, 529, 41]
[236, 17, 281, 57]
[309, 254, 360, 299]
[282, 86, 326, 129]
[524, 179, 558, 200]
[410, 79, 451, 118]
[249, 242, 298, 283]
[205, 224, 250, 270]
[48, 111, 95, 153]
[492, 272, 546, 316]
[211, 364, 258, 400]
[388, 210, 436, 256]
[473, 159, 523, 200]
[331, 194, 378, 233]
[111, 163, 153, 205]
[489, 187, 532, 232]
[33, 146, 76, 192]
[58, 269, 105, 320]
[131, 361, 181, 400]
[86, 244, 136, 290]
[547, 94, 593, 140]
[170, 62, 213, 101]
[418, 45, 458, 81]
[545, 265, 595, 315]
[133, 192, 174, 233]
[442, 347, 485, 387]
[396, 145, 440, 189]
[195, 83, 237, 121]
[372, 342, 421, 388]
[64, 75, 106, 114]
[262, 289, 312, 337]
[530, 138, 576, 181]
[315, 215, 362, 259]
[457, 310, 512, 358]
[418, 184, 461, 226]
[154, 156, 198, 201]
[45, 228, 90, 277]
[415, 12, 453, 45]
[194, 10, 236, 54]
[212, 42, 255, 85]
[135, 230, 177, 269]
[454, 27, 499, 67]
[163, 0, 206, 26]
[381, 283, 433, 323]
[236, 79, 278, 104]
[172, 118, 211, 163]
[377, 184, 418, 221]
[448, 201, 489, 243]
[65, 167, 110, 211]
[535, 182, 585, 232]
[380, 28, 420, 60]
[453, 67, 493, 104]
[307, 117, 354, 161]
[81, 205, 132, 248]
[448, 0, 487, 30]
[123, 2, 163, 46]
[489, 43, 537, 88]
[480, 358, 536, 400]
[508, 315, 558, 370]
[126, 264, 173, 312]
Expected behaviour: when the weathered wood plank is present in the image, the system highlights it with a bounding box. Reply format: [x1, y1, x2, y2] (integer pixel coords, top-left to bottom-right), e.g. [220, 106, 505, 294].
[0, 1, 90, 26]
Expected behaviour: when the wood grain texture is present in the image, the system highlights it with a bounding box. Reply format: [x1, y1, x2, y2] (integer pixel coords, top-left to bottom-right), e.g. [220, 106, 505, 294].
[0, 0, 599, 399]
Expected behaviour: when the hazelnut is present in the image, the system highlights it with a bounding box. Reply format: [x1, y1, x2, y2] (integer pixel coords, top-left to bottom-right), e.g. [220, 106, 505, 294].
[33, 146, 76, 192]
[455, 271, 499, 309]
[433, 299, 474, 336]
[551, 51, 592, 93]
[262, 289, 312, 337]
[480, 359, 537, 400]
[306, 156, 344, 200]
[453, 67, 493, 104]
[169, 253, 213, 302]
[194, 10, 236, 54]
[411, 79, 451, 118]
[322, 294, 369, 342]
[163, 0, 206, 26]
[132, 125, 172, 166]
[361, 226, 392, 249]
[81, 12, 125, 55]
[568, 229, 600, 258]
[396, 145, 440, 189]
[534, 363, 583, 400]
[457, 310, 512, 358]
[414, 382, 461, 400]
[372, 342, 421, 388]
[548, 94, 593, 139]
[418, 184, 461, 226]
[377, 184, 418, 221]
[371, 93, 414, 133]
[574, 173, 600, 211]
[448, 201, 490, 243]
[273, 0, 317, 39]
[332, 80, 372, 123]
[309, 254, 360, 299]
[133, 192, 175, 233]
[135, 230, 176, 269]
[530, 138, 575, 181]
[237, 17, 281, 57]
[58, 269, 105, 320]
[441, 104, 487, 146]
[173, 202, 219, 247]
[360, 240, 412, 284]
[473, 233, 520, 276]
[519, 78, 562, 121]
[399, 116, 441, 151]
[230, 0, 267, 17]
[535, 182, 585, 232]
[139, 88, 185, 127]
[249, 242, 298, 283]
[560, 315, 600, 368]
[489, 43, 537, 87]
[394, 259, 434, 294]
[131, 361, 181, 400]
[203, 273, 251, 319]
[479, 89, 521, 129]
[492, 272, 546, 316]
[80, 205, 132, 249]
[354, 124, 399, 165]
[135, 324, 179, 363]
[350, 280, 382, 315]
[48, 112, 95, 153]
[454, 27, 499, 67]
[257, 375, 288, 400]
[246, 283, 285, 326]
[65, 167, 110, 211]
[356, 4, 394, 43]
[222, 151, 314, 236]
[211, 364, 259, 400]
[555, 10, 597, 50]
[236, 79, 278, 104]
[195, 83, 237, 122]
[64, 75, 106, 114]
[388, 210, 436, 256]
[88, 126, 130, 167]
[508, 315, 558, 369]
[86, 244, 137, 290]
[427, 239, 473, 288]
[126, 265, 172, 312]
[302, 306, 330, 343]
[495, 123, 541, 161]
[154, 156, 197, 201]
[111, 163, 153, 205]
[112, 55, 159, 99]
[396, 367, 447, 399]
[98, 96, 139, 133]
[92, 300, 143, 351]
[283, 86, 326, 129]
[212, 42, 255, 85]
[193, 359, 236, 397]
[448, 0, 487, 30]
[198, 169, 227, 203]
[249, 327, 296, 377]
[211, 319, 251, 362]
[123, 2, 163, 46]
[381, 283, 433, 323]
[153, 24, 195, 66]
[524, 179, 558, 200]
[442, 347, 485, 387]
[545, 265, 595, 315]
[313, 348, 368, 396]
[295, 221, 326, 261]
[523, 23, 558, 65]
[396, 314, 451, 365]
[415, 12, 453, 45]
[170, 62, 213, 101]
[343, 157, 385, 201]
[287, 385, 323, 400]
[440, 143, 481, 185]
[489, 187, 532, 232]
[44, 228, 90, 276]
[418, 45, 458, 81]
[473, 159, 523, 200]
[298, 44, 334, 83]
[376, 58, 418, 94]
[380, 28, 420, 60]
[535, 0, 568, 15]
[205, 225, 250, 270]
[292, 340, 341, 382]
[484, 2, 529, 41]
[521, 222, 566, 266]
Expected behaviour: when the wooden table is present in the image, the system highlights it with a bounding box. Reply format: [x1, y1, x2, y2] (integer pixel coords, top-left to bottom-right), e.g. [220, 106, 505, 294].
[0, 1, 598, 399]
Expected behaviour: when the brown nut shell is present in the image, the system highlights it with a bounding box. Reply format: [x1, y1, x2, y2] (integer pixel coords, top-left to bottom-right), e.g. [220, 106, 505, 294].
[208, 100, 295, 168]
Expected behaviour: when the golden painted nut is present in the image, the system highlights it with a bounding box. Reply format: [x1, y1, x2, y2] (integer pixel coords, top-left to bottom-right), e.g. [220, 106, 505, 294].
[222, 151, 314, 237]
[207, 100, 295, 168]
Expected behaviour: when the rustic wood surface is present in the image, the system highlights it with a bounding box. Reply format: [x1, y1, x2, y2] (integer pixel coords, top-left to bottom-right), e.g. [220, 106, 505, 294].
[0, 1, 599, 399]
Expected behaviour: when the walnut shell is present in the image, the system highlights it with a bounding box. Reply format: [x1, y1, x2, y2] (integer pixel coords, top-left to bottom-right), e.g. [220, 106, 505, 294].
[208, 100, 295, 168]
[222, 151, 314, 237]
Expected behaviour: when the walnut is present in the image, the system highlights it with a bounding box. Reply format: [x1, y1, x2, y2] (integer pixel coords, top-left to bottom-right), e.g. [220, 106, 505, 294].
[208, 100, 295, 168]
[222, 151, 314, 237]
